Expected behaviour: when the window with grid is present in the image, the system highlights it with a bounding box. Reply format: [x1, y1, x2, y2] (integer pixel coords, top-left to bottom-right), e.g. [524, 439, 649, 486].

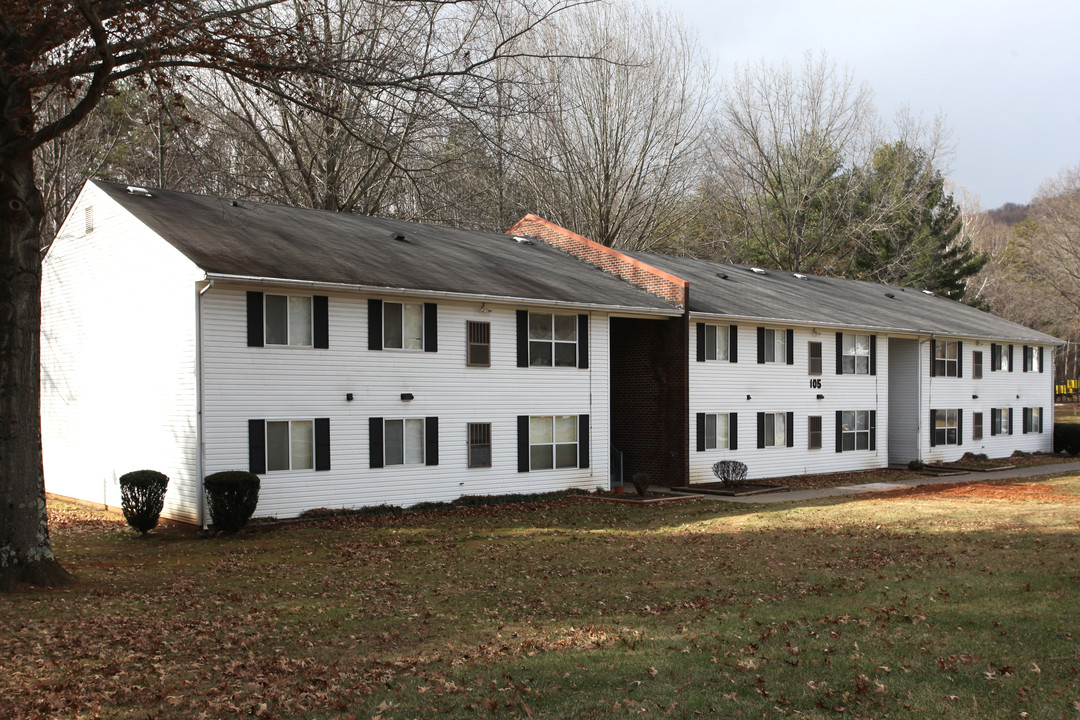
[529, 415, 578, 469]
[467, 321, 490, 367]
[934, 341, 958, 377]
[840, 410, 870, 451]
[467, 423, 492, 467]
[934, 409, 958, 445]
[529, 313, 577, 367]
[842, 335, 871, 374]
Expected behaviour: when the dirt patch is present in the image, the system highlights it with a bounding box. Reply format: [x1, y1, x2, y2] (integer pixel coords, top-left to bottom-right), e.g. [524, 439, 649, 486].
[876, 479, 1079, 502]
[749, 468, 924, 491]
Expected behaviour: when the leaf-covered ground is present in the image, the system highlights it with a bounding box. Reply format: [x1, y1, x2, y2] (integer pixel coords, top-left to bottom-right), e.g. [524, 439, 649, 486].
[3, 477, 1080, 719]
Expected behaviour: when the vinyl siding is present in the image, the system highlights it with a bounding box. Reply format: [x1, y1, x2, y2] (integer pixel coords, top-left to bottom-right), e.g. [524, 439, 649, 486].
[200, 285, 609, 518]
[923, 339, 1055, 461]
[41, 183, 204, 522]
[689, 323, 888, 483]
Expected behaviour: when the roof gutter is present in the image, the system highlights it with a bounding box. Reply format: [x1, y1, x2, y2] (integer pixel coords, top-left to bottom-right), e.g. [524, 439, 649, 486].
[195, 277, 213, 530]
[203, 272, 683, 317]
[687, 312, 1066, 346]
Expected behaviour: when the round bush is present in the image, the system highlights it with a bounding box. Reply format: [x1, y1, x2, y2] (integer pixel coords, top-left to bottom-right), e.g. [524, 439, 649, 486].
[204, 471, 260, 533]
[119, 470, 169, 534]
[1053, 423, 1080, 455]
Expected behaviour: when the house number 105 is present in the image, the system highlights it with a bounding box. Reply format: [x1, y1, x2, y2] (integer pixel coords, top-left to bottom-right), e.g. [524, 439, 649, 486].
[809, 378, 822, 389]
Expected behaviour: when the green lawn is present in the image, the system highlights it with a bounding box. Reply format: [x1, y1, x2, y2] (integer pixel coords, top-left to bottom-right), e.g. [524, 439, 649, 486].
[3, 478, 1080, 719]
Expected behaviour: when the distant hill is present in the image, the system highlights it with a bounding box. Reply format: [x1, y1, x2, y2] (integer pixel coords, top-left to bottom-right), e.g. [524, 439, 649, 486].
[986, 202, 1029, 226]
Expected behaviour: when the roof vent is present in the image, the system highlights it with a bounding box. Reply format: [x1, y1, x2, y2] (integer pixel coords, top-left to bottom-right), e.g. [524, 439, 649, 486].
[513, 235, 534, 244]
[716, 273, 728, 280]
[126, 185, 153, 197]
[750, 267, 766, 275]
[394, 233, 407, 242]
[884, 292, 895, 299]
[792, 273, 808, 279]
[922, 290, 935, 295]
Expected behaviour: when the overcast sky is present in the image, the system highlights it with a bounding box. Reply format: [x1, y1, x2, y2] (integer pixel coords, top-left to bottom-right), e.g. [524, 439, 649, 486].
[654, 0, 1080, 210]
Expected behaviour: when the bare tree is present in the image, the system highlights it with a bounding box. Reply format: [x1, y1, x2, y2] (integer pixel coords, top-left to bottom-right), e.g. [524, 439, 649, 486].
[0, 0, 593, 591]
[504, 2, 713, 250]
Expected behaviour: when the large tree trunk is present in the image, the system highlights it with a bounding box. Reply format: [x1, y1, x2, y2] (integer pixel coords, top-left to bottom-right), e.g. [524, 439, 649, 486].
[0, 146, 74, 591]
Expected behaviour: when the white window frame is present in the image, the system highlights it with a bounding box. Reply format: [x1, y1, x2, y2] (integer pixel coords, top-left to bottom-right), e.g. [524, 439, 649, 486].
[266, 419, 314, 471]
[384, 301, 424, 350]
[703, 413, 731, 450]
[1025, 407, 1042, 434]
[843, 334, 871, 374]
[934, 340, 958, 377]
[704, 325, 729, 361]
[763, 329, 786, 364]
[384, 418, 425, 465]
[840, 410, 871, 451]
[529, 313, 578, 367]
[934, 409, 958, 446]
[265, 294, 313, 347]
[763, 412, 786, 447]
[528, 415, 578, 469]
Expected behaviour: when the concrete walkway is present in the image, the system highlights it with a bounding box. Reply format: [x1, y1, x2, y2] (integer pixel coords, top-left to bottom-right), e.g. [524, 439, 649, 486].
[678, 460, 1080, 504]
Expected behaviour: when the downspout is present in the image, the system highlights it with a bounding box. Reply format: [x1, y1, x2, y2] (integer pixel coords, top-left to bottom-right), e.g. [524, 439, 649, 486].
[196, 278, 213, 530]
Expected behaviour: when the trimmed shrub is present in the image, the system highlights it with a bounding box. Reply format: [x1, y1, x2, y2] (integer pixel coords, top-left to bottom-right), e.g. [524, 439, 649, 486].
[1054, 423, 1080, 456]
[119, 470, 169, 534]
[712, 460, 748, 486]
[204, 471, 260, 533]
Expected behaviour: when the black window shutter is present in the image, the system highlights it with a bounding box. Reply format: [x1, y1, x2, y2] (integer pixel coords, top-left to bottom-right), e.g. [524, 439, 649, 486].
[729, 325, 739, 363]
[991, 343, 999, 371]
[786, 411, 794, 447]
[1023, 408, 1031, 434]
[248, 419, 266, 474]
[869, 410, 876, 450]
[424, 303, 438, 353]
[1038, 347, 1044, 373]
[835, 410, 843, 453]
[578, 414, 590, 468]
[929, 339, 937, 377]
[956, 341, 963, 377]
[1039, 407, 1044, 433]
[425, 417, 439, 465]
[696, 413, 706, 451]
[368, 299, 383, 351]
[836, 332, 844, 375]
[730, 413, 738, 450]
[756, 412, 765, 449]
[869, 335, 877, 375]
[369, 417, 384, 468]
[247, 292, 264, 347]
[957, 409, 963, 446]
[696, 323, 706, 362]
[929, 408, 937, 447]
[578, 314, 589, 369]
[517, 415, 530, 472]
[313, 295, 329, 349]
[757, 327, 765, 364]
[1008, 407, 1014, 434]
[991, 409, 998, 436]
[516, 311, 529, 367]
[786, 330, 794, 365]
[1008, 344, 1014, 371]
[314, 418, 330, 470]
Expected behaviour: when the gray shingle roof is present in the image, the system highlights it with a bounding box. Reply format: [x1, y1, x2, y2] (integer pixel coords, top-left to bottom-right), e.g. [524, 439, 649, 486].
[625, 251, 1061, 344]
[93, 181, 676, 312]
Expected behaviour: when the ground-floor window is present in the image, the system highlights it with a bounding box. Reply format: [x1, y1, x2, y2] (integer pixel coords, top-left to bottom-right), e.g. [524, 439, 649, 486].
[249, 418, 330, 474]
[991, 408, 1012, 436]
[468, 422, 492, 467]
[837, 410, 874, 451]
[932, 408, 960, 446]
[517, 414, 589, 472]
[808, 415, 822, 449]
[973, 412, 983, 441]
[369, 416, 438, 468]
[1023, 407, 1044, 434]
[757, 411, 793, 448]
[698, 412, 736, 450]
